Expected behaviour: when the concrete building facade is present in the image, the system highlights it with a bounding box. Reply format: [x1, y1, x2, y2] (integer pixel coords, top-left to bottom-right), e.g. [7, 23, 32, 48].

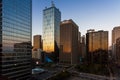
[33, 35, 42, 50]
[86, 30, 108, 64]
[116, 38, 120, 66]
[112, 26, 120, 60]
[60, 19, 79, 64]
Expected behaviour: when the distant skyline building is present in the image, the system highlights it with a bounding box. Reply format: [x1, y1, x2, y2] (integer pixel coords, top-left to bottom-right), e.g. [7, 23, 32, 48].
[60, 19, 79, 64]
[112, 26, 120, 60]
[112, 26, 120, 44]
[32, 35, 43, 62]
[86, 30, 108, 64]
[42, 2, 61, 62]
[78, 32, 81, 43]
[78, 32, 82, 62]
[116, 38, 120, 66]
[0, 0, 32, 79]
[81, 35, 86, 44]
[33, 35, 42, 50]
[79, 35, 86, 61]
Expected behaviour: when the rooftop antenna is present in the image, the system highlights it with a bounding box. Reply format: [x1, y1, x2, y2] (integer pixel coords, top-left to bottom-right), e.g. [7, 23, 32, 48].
[51, 0, 55, 7]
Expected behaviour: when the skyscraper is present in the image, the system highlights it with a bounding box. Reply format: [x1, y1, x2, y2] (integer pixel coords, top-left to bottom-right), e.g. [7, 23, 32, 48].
[112, 26, 120, 60]
[32, 35, 43, 62]
[79, 35, 86, 62]
[33, 35, 42, 50]
[116, 38, 120, 66]
[86, 30, 108, 64]
[60, 19, 79, 64]
[43, 2, 61, 62]
[0, 0, 32, 79]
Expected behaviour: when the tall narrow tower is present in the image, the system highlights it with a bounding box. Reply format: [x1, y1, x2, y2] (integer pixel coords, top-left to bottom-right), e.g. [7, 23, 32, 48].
[43, 2, 61, 62]
[112, 26, 120, 60]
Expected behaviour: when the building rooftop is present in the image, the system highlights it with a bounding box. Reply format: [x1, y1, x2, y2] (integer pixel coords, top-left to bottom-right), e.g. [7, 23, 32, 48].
[61, 19, 79, 29]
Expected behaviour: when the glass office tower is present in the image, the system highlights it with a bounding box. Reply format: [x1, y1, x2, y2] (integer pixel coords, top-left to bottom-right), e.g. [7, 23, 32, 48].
[0, 0, 32, 79]
[43, 2, 61, 62]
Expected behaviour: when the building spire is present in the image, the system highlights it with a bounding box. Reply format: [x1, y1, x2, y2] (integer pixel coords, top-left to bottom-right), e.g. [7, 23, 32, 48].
[51, 0, 55, 7]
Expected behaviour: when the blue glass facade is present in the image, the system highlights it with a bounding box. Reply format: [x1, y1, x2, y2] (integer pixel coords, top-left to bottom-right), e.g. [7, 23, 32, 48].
[0, 0, 32, 79]
[43, 4, 61, 62]
[43, 7, 61, 52]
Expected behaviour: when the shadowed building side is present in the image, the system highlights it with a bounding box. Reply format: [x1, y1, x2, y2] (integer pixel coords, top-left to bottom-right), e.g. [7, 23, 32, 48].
[79, 35, 86, 63]
[116, 38, 120, 66]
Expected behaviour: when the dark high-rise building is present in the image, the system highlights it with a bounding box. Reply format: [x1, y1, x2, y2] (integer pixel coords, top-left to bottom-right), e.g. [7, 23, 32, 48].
[78, 32, 81, 63]
[0, 0, 32, 79]
[33, 35, 42, 49]
[43, 2, 61, 62]
[86, 30, 108, 64]
[79, 35, 86, 62]
[112, 26, 120, 45]
[116, 38, 120, 66]
[60, 19, 79, 64]
[78, 32, 81, 43]
[112, 26, 120, 60]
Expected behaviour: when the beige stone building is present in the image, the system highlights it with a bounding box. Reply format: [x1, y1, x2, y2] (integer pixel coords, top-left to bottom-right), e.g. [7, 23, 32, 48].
[60, 19, 79, 64]
[86, 30, 108, 64]
[116, 38, 120, 66]
[33, 35, 42, 50]
[112, 26, 120, 60]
